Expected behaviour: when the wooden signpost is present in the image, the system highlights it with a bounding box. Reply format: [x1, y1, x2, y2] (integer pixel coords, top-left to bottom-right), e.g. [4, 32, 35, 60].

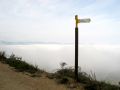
[75, 15, 91, 81]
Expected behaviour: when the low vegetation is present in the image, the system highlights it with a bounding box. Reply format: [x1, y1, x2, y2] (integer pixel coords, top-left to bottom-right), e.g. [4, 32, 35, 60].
[48, 62, 120, 90]
[0, 51, 43, 75]
[0, 51, 120, 90]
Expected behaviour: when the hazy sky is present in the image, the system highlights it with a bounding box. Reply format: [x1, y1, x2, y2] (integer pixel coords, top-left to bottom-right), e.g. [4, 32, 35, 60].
[0, 0, 120, 44]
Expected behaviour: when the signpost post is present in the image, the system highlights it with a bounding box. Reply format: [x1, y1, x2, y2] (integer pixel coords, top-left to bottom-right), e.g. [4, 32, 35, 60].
[75, 15, 91, 81]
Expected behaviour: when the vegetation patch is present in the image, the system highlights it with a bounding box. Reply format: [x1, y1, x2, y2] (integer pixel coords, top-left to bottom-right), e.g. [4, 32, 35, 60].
[0, 51, 120, 90]
[48, 62, 120, 90]
[0, 51, 43, 75]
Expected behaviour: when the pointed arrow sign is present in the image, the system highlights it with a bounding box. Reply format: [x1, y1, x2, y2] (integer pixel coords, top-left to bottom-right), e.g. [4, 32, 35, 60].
[78, 18, 91, 23]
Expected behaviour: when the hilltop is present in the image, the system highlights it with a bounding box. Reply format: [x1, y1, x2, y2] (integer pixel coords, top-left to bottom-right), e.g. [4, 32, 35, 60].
[0, 51, 119, 90]
[0, 62, 71, 90]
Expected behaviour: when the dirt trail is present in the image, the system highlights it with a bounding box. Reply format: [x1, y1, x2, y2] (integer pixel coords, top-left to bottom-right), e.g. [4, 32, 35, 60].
[0, 62, 69, 90]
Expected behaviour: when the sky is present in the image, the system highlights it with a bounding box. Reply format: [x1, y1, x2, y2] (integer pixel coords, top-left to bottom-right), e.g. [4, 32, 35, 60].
[0, 0, 120, 44]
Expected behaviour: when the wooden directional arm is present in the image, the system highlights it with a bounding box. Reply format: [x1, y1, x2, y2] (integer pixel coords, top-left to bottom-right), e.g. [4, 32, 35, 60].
[75, 15, 91, 28]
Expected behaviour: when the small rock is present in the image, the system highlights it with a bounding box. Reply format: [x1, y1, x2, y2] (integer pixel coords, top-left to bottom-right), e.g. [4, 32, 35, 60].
[69, 83, 77, 88]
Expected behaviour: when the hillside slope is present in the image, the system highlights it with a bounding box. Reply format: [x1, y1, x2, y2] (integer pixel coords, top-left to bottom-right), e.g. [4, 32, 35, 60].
[0, 62, 69, 90]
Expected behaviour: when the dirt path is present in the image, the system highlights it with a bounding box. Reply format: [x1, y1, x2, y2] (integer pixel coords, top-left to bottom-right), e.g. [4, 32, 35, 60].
[0, 62, 69, 90]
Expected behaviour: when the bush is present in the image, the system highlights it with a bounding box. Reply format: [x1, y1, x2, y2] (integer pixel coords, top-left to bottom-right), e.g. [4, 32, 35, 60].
[78, 72, 91, 84]
[6, 54, 39, 73]
[0, 51, 6, 60]
[58, 76, 69, 84]
[0, 52, 41, 74]
[85, 81, 119, 90]
[55, 68, 74, 79]
[54, 62, 119, 90]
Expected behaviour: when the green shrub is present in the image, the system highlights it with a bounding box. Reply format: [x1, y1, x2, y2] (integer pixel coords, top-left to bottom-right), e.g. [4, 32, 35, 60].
[54, 62, 119, 90]
[85, 81, 119, 90]
[78, 72, 91, 84]
[58, 76, 69, 84]
[0, 52, 40, 74]
[6, 54, 39, 73]
[0, 51, 6, 60]
[55, 68, 74, 78]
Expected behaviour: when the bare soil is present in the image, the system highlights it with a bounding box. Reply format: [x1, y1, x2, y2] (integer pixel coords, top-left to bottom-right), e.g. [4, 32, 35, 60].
[0, 62, 69, 90]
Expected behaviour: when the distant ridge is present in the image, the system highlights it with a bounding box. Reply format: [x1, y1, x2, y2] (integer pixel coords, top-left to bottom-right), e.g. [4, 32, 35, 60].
[0, 41, 73, 45]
